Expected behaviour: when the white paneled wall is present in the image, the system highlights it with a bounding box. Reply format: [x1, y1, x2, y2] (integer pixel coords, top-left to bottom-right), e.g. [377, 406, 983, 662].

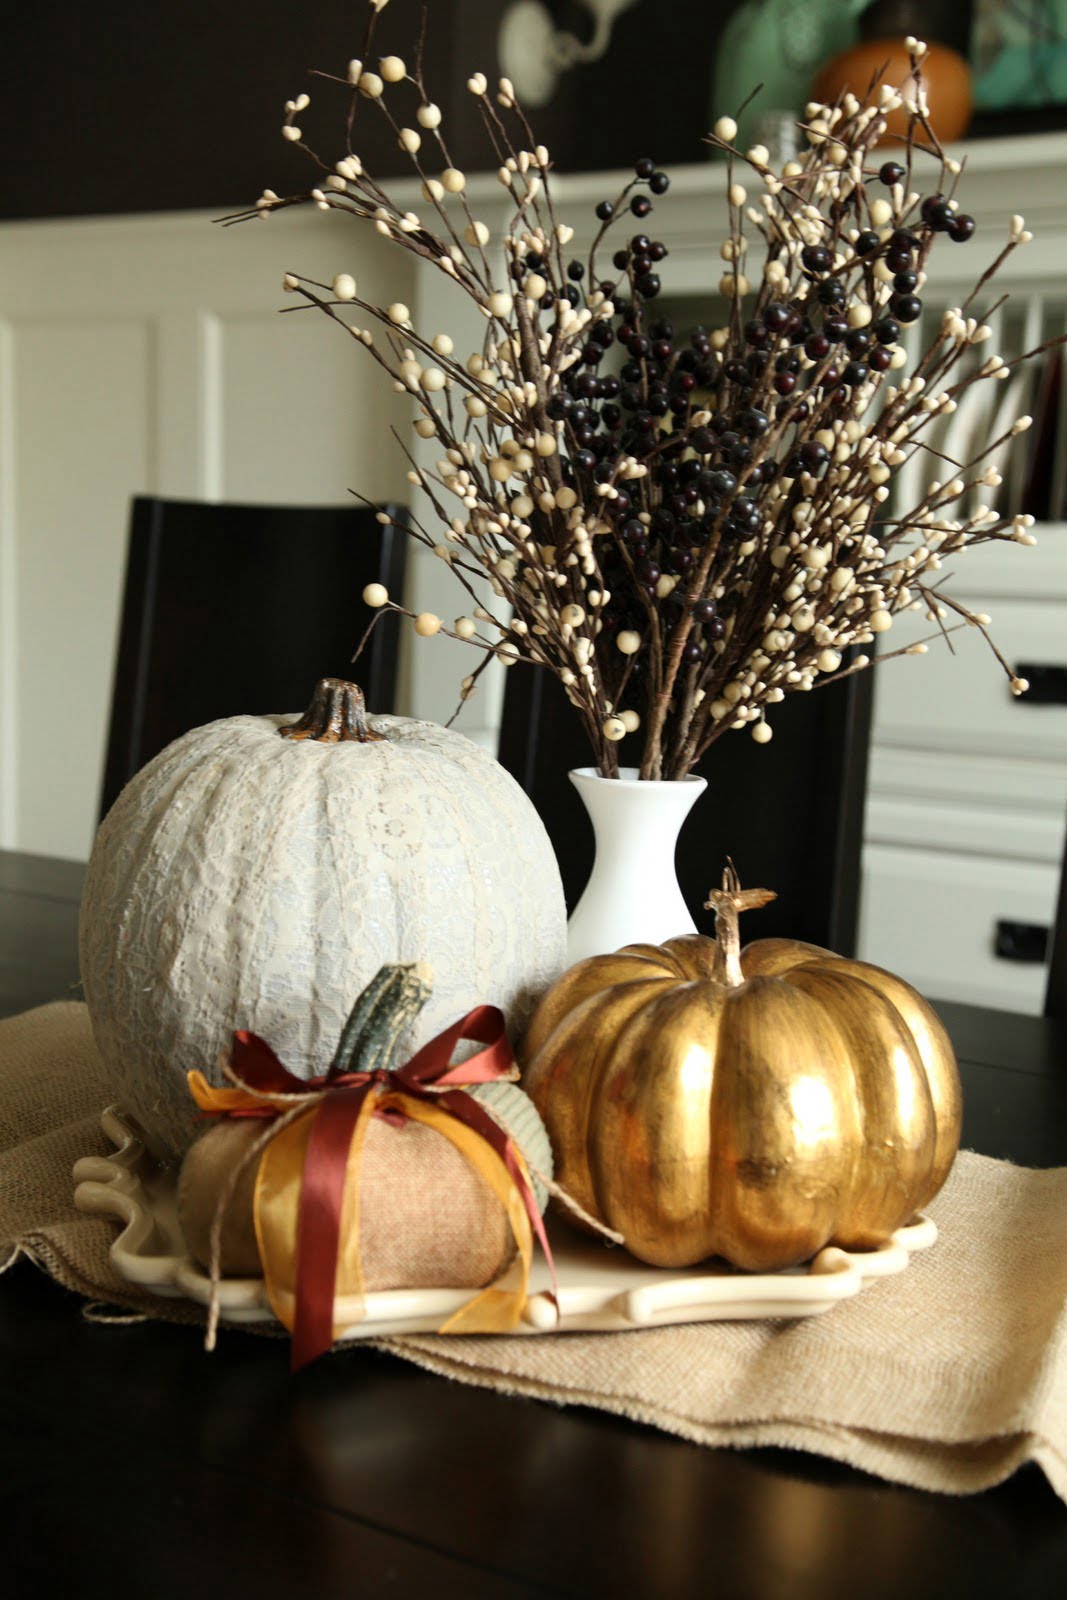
[0, 208, 414, 859]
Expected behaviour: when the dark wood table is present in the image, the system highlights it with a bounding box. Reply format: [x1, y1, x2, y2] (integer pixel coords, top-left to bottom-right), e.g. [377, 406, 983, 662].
[2, 848, 1065, 1597]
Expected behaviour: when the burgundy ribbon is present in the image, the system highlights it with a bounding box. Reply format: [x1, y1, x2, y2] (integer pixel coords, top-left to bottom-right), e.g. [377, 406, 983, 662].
[216, 1006, 555, 1371]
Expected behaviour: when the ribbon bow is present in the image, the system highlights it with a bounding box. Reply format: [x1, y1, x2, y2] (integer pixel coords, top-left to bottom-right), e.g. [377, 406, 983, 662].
[189, 978, 556, 1371]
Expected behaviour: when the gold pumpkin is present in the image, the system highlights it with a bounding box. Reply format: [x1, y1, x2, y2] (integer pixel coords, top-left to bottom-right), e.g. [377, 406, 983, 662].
[522, 871, 962, 1271]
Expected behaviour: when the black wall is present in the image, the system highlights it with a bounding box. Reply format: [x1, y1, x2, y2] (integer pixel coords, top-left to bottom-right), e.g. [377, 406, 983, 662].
[5, 2, 732, 220]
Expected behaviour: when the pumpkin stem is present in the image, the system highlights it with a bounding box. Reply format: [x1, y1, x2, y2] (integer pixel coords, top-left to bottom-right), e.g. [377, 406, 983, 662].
[279, 678, 386, 743]
[328, 963, 435, 1079]
[704, 861, 776, 987]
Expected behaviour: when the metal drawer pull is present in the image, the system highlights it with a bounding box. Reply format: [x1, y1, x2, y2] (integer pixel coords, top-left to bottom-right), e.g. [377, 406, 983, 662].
[994, 920, 1050, 963]
[1012, 663, 1067, 705]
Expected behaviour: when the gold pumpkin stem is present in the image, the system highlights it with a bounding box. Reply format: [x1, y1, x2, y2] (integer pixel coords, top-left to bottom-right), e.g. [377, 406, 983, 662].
[705, 862, 777, 987]
[279, 678, 386, 743]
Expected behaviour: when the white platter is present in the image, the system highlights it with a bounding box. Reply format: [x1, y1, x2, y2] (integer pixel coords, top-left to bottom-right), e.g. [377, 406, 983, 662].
[73, 1106, 938, 1340]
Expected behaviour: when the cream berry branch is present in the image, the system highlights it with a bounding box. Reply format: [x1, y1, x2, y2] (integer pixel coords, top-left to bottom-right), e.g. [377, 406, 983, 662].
[234, 13, 1060, 781]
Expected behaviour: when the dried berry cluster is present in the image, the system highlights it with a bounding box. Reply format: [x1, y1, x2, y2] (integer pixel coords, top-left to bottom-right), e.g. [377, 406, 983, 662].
[234, 3, 1049, 779]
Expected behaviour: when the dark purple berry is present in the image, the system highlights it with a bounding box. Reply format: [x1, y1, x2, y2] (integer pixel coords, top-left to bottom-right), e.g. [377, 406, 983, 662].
[631, 195, 652, 218]
[855, 230, 881, 255]
[775, 371, 796, 395]
[649, 171, 670, 195]
[893, 269, 919, 293]
[801, 244, 833, 274]
[595, 200, 614, 221]
[842, 360, 868, 386]
[635, 272, 661, 298]
[764, 302, 792, 332]
[692, 598, 717, 622]
[869, 346, 892, 372]
[879, 161, 905, 185]
[949, 213, 976, 242]
[806, 332, 830, 360]
[800, 440, 829, 469]
[634, 157, 656, 179]
[893, 294, 923, 323]
[875, 316, 900, 344]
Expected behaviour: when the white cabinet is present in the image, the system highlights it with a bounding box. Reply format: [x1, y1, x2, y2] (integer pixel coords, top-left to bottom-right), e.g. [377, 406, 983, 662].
[860, 533, 1067, 1011]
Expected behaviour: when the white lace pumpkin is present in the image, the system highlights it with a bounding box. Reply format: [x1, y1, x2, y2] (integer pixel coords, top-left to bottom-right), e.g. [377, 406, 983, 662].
[80, 680, 567, 1159]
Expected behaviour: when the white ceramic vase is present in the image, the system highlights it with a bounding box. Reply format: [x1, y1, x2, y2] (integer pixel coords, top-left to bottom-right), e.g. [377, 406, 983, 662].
[566, 766, 707, 964]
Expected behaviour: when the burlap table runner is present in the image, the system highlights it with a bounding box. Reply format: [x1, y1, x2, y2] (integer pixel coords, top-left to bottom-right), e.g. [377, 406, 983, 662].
[3, 1002, 1066, 1501]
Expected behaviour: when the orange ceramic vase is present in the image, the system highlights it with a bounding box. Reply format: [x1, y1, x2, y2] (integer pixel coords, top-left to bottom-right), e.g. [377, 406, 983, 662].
[814, 36, 972, 146]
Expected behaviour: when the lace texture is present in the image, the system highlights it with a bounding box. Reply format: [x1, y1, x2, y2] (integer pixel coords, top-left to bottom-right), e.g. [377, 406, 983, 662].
[80, 713, 568, 1160]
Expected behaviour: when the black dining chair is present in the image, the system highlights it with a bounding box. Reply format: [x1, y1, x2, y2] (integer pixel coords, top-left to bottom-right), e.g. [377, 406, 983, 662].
[497, 663, 873, 955]
[1044, 820, 1067, 1022]
[99, 496, 406, 819]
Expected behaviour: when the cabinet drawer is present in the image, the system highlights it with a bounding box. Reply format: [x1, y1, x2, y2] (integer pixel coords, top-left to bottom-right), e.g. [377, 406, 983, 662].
[859, 845, 1059, 1014]
[872, 597, 1067, 762]
[934, 528, 1067, 602]
[867, 747, 1067, 814]
[865, 793, 1066, 864]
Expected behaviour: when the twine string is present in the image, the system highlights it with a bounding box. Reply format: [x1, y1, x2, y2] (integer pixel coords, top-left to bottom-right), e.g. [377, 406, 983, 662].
[82, 1302, 150, 1326]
